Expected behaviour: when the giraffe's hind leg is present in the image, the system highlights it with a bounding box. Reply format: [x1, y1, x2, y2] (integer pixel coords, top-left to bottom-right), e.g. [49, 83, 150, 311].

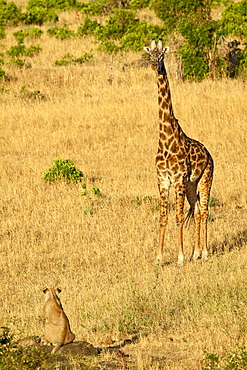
[198, 158, 214, 261]
[186, 181, 201, 261]
[157, 175, 171, 264]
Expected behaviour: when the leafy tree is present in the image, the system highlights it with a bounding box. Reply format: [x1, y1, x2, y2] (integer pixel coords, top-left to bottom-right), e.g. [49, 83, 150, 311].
[47, 24, 75, 39]
[0, 0, 23, 25]
[95, 9, 166, 52]
[220, 0, 247, 41]
[25, 0, 58, 25]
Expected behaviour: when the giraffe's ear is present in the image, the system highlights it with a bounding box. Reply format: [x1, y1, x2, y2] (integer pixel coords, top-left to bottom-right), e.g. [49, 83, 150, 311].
[163, 47, 170, 53]
[143, 46, 151, 54]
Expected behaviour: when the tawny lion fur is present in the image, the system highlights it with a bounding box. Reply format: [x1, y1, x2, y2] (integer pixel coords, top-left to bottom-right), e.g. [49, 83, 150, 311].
[43, 288, 75, 354]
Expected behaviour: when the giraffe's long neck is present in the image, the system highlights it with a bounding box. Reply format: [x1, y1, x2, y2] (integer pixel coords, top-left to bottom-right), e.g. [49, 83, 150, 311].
[157, 56, 176, 130]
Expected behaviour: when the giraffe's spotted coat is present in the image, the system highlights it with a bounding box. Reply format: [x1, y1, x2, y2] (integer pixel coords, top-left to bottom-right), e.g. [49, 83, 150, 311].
[144, 40, 214, 265]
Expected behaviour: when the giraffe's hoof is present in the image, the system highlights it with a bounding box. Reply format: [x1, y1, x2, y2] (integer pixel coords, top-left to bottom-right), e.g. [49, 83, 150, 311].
[155, 254, 163, 265]
[177, 254, 184, 266]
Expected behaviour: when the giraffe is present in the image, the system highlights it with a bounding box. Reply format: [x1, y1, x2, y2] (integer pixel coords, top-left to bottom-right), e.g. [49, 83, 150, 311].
[144, 40, 214, 266]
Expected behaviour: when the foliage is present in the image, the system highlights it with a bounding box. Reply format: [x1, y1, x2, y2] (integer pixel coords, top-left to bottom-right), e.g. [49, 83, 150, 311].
[45, 0, 82, 10]
[5, 39, 41, 70]
[25, 0, 58, 25]
[80, 0, 107, 15]
[0, 0, 246, 80]
[201, 347, 247, 370]
[129, 0, 151, 10]
[0, 0, 23, 25]
[47, 24, 75, 39]
[0, 25, 6, 39]
[0, 67, 5, 80]
[81, 183, 102, 198]
[13, 27, 43, 42]
[54, 52, 93, 66]
[220, 0, 247, 41]
[96, 9, 137, 41]
[0, 327, 49, 369]
[43, 159, 84, 183]
[150, 0, 247, 80]
[77, 16, 101, 36]
[95, 8, 166, 52]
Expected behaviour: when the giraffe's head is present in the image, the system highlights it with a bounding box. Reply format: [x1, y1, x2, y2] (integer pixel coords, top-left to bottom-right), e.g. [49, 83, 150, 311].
[144, 39, 169, 72]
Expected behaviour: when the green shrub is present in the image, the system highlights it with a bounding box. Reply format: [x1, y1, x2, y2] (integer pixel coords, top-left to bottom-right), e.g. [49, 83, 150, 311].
[96, 9, 136, 41]
[129, 0, 151, 9]
[54, 52, 93, 66]
[119, 21, 166, 51]
[201, 347, 247, 370]
[0, 67, 5, 80]
[46, 0, 82, 10]
[25, 0, 58, 25]
[220, 0, 247, 41]
[13, 27, 43, 42]
[95, 8, 166, 52]
[81, 183, 102, 198]
[47, 24, 75, 39]
[43, 159, 84, 183]
[77, 16, 100, 36]
[0, 0, 23, 25]
[80, 1, 107, 15]
[0, 25, 6, 39]
[0, 327, 49, 369]
[180, 45, 210, 81]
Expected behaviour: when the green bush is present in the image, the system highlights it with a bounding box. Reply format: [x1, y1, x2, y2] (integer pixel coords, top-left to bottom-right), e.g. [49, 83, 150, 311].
[13, 27, 43, 42]
[96, 9, 137, 41]
[0, 0, 23, 25]
[201, 347, 247, 370]
[220, 0, 247, 41]
[43, 159, 84, 183]
[77, 16, 100, 36]
[180, 45, 210, 81]
[0, 25, 6, 39]
[25, 0, 58, 25]
[0, 327, 49, 369]
[47, 24, 75, 39]
[54, 52, 93, 66]
[45, 0, 82, 10]
[95, 8, 166, 52]
[0, 67, 5, 80]
[80, 1, 107, 15]
[119, 22, 166, 51]
[129, 0, 151, 9]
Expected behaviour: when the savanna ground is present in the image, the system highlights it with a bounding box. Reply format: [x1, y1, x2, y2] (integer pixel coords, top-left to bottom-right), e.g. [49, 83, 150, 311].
[1, 6, 247, 370]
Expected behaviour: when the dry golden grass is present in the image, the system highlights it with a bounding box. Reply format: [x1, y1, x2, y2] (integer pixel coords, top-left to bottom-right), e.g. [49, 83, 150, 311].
[1, 16, 247, 369]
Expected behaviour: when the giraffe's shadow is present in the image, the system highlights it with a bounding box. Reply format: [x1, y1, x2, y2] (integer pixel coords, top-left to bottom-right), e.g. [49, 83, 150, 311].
[210, 228, 247, 257]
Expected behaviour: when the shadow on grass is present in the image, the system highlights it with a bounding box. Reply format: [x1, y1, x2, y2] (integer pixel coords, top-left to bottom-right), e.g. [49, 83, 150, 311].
[211, 228, 247, 256]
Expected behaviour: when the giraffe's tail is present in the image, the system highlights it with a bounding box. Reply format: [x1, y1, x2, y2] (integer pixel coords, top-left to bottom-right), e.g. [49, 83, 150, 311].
[185, 206, 195, 228]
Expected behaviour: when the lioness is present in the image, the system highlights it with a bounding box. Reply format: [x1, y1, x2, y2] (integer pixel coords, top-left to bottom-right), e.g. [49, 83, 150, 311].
[43, 288, 75, 353]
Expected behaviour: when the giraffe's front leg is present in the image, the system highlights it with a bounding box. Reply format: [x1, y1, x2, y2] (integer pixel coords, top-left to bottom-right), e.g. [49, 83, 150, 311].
[175, 185, 186, 266]
[157, 177, 170, 265]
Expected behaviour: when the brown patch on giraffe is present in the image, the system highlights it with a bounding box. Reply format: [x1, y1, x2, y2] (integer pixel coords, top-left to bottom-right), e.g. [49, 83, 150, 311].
[170, 141, 180, 153]
[171, 163, 179, 173]
[161, 99, 169, 110]
[162, 111, 172, 122]
[156, 154, 164, 162]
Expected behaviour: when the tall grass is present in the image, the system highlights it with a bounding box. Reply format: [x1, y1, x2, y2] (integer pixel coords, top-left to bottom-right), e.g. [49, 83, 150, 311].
[1, 15, 247, 369]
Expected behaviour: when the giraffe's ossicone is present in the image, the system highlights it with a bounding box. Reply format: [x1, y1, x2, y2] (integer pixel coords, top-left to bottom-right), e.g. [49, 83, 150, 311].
[144, 40, 214, 266]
